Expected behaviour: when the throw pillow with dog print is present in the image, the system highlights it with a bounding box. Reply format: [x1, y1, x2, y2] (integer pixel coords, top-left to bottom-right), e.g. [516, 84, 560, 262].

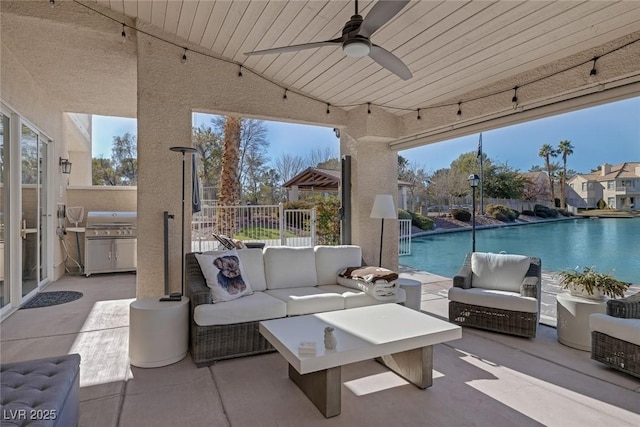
[195, 251, 253, 302]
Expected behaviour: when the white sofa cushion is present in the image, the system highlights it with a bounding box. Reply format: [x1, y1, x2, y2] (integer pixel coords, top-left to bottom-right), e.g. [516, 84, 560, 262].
[589, 313, 640, 346]
[193, 292, 286, 326]
[319, 285, 406, 309]
[471, 252, 530, 292]
[265, 287, 345, 315]
[204, 249, 267, 292]
[264, 247, 317, 289]
[314, 245, 363, 286]
[448, 287, 538, 313]
[195, 251, 253, 302]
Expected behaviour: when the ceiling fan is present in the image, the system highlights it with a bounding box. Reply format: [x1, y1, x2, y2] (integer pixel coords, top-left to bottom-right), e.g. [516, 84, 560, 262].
[244, 0, 412, 80]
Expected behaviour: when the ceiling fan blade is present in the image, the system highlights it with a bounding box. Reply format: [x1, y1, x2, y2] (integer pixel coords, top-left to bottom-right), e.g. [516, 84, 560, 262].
[359, 0, 410, 38]
[244, 38, 342, 56]
[369, 45, 412, 80]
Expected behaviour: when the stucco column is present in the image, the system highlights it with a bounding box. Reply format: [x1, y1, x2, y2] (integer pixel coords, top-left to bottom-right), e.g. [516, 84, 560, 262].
[137, 39, 193, 298]
[341, 105, 399, 270]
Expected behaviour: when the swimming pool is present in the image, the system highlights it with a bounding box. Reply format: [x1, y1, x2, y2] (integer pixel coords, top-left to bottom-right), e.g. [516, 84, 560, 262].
[401, 217, 640, 283]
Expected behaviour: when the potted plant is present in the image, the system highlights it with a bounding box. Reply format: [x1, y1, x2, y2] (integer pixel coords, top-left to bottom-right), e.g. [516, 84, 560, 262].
[558, 266, 630, 300]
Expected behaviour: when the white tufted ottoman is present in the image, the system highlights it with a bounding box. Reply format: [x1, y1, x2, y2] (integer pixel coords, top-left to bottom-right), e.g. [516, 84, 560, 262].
[0, 354, 80, 426]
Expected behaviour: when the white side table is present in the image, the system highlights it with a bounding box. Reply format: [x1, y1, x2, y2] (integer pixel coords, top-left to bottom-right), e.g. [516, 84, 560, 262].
[129, 296, 190, 368]
[556, 293, 606, 351]
[397, 278, 422, 311]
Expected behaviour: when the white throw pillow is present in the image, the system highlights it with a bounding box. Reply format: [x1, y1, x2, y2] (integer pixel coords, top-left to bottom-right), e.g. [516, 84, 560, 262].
[471, 252, 530, 292]
[195, 251, 253, 302]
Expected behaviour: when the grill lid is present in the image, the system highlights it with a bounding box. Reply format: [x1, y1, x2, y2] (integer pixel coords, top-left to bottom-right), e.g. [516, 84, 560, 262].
[86, 211, 137, 227]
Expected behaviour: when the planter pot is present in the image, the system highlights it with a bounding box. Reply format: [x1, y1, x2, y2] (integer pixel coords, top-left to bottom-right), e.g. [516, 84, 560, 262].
[568, 284, 605, 300]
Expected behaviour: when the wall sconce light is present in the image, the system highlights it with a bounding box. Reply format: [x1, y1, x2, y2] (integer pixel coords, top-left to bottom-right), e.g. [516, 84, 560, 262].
[59, 157, 72, 174]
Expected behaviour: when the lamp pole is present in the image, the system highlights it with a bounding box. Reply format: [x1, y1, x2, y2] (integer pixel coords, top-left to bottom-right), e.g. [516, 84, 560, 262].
[468, 174, 480, 253]
[170, 146, 197, 296]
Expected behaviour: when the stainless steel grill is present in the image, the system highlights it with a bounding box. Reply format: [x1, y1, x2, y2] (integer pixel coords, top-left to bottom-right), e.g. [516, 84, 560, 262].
[84, 211, 137, 276]
[85, 211, 137, 238]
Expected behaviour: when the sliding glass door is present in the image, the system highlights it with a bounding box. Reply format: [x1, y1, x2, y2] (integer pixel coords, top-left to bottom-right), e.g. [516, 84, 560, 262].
[0, 105, 52, 314]
[21, 122, 50, 297]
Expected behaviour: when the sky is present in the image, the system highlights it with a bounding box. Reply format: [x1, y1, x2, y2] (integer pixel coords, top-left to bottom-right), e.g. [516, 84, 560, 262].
[92, 96, 639, 174]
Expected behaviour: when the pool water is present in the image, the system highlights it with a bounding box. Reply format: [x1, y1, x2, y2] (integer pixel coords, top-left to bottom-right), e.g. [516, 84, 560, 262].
[401, 217, 640, 283]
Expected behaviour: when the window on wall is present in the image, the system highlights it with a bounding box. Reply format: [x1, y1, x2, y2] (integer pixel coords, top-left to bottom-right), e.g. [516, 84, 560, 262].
[92, 115, 137, 186]
[608, 197, 615, 207]
[607, 181, 614, 189]
[582, 182, 588, 191]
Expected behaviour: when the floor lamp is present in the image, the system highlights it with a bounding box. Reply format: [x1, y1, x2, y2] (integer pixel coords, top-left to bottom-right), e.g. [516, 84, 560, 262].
[170, 146, 197, 297]
[370, 194, 397, 267]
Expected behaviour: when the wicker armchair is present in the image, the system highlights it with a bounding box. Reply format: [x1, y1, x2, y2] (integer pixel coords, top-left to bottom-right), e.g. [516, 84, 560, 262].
[589, 292, 640, 378]
[448, 252, 541, 338]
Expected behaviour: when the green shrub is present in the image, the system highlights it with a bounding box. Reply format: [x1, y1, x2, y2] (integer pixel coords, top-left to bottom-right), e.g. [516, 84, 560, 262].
[398, 209, 412, 220]
[283, 200, 313, 210]
[597, 199, 607, 209]
[451, 208, 471, 222]
[486, 204, 519, 222]
[534, 204, 559, 218]
[409, 212, 434, 230]
[535, 211, 548, 218]
[557, 208, 574, 217]
[522, 210, 535, 216]
[309, 195, 340, 245]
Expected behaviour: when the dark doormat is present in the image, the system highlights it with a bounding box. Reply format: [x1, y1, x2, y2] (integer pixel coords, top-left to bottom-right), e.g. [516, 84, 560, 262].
[20, 291, 84, 309]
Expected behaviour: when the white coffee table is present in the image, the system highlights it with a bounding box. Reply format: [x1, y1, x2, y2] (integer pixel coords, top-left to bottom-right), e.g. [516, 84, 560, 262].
[259, 304, 461, 417]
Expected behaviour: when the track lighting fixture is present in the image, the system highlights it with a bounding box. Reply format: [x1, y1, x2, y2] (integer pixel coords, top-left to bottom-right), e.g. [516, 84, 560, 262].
[326, 104, 331, 114]
[367, 103, 371, 114]
[238, 65, 243, 77]
[417, 109, 421, 120]
[283, 89, 288, 100]
[512, 86, 519, 110]
[181, 49, 187, 64]
[456, 102, 462, 119]
[49, 0, 55, 7]
[121, 24, 126, 39]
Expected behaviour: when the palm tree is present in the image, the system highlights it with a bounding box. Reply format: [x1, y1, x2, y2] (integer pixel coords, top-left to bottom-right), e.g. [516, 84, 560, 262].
[557, 140, 574, 209]
[217, 116, 242, 237]
[538, 144, 558, 203]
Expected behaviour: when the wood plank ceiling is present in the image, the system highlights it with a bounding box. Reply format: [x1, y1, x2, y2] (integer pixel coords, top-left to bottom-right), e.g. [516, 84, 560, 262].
[94, 0, 640, 116]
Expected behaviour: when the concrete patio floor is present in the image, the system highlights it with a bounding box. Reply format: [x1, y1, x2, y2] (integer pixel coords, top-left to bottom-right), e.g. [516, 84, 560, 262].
[1, 272, 639, 426]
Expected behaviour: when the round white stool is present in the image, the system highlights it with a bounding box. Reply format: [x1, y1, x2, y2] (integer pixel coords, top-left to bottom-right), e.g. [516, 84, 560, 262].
[129, 296, 190, 368]
[556, 292, 606, 351]
[397, 278, 422, 311]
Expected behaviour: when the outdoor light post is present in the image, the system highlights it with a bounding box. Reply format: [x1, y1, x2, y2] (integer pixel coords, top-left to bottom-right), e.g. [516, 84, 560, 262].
[468, 174, 480, 253]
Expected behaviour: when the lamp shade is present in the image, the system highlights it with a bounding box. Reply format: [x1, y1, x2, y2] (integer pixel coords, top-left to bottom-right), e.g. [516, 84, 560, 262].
[467, 173, 480, 187]
[370, 194, 396, 219]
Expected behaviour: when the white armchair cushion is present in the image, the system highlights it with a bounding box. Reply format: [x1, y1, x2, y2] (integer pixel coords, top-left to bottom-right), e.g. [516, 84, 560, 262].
[315, 245, 362, 285]
[471, 252, 530, 292]
[589, 313, 640, 346]
[448, 287, 538, 313]
[264, 247, 317, 289]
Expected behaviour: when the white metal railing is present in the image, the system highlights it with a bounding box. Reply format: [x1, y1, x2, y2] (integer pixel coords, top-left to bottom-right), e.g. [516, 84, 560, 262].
[399, 219, 412, 256]
[191, 202, 316, 251]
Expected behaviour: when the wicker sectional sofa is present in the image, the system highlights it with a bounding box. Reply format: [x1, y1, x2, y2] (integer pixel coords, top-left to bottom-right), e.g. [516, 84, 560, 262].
[185, 245, 406, 367]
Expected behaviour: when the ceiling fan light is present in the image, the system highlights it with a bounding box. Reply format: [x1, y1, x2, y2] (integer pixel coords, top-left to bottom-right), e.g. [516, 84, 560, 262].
[343, 39, 371, 57]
